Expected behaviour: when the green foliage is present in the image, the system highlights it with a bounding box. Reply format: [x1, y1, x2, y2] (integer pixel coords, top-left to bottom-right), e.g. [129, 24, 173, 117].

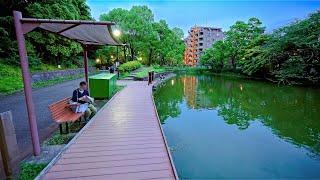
[200, 12, 320, 85]
[0, 0, 91, 67]
[134, 66, 166, 78]
[118, 60, 142, 72]
[19, 163, 47, 180]
[100, 6, 185, 66]
[0, 62, 87, 94]
[44, 133, 74, 145]
[0, 63, 23, 94]
[201, 40, 231, 71]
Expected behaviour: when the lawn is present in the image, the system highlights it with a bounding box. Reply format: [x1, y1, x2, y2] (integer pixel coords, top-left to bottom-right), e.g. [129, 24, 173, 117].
[0, 63, 88, 95]
[134, 66, 166, 78]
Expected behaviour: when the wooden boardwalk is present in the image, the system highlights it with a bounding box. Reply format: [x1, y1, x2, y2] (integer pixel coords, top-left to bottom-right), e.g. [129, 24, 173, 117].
[38, 81, 177, 180]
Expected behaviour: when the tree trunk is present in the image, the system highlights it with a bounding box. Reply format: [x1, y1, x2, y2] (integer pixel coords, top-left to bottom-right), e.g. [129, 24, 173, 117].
[130, 47, 134, 61]
[231, 57, 236, 71]
[148, 48, 153, 66]
[123, 46, 126, 62]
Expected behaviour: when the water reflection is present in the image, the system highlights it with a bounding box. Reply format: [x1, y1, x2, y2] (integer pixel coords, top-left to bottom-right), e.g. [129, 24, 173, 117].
[154, 74, 320, 178]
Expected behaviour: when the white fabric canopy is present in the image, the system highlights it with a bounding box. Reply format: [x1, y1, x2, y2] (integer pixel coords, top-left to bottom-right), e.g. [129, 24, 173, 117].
[21, 18, 121, 45]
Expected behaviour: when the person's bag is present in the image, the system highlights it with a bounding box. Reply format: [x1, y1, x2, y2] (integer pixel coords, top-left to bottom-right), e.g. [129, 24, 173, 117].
[69, 101, 80, 113]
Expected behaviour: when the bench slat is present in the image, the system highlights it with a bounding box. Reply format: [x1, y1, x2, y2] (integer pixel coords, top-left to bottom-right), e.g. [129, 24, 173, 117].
[49, 97, 84, 123]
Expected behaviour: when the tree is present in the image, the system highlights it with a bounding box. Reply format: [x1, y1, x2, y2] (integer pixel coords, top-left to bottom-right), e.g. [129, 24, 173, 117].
[0, 0, 92, 68]
[201, 40, 231, 71]
[225, 17, 265, 70]
[100, 6, 185, 66]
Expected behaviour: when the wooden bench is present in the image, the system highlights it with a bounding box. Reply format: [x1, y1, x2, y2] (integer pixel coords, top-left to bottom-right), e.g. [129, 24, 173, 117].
[49, 97, 84, 134]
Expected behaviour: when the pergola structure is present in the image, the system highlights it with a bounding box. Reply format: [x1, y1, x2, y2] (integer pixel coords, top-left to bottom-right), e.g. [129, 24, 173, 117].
[13, 11, 124, 156]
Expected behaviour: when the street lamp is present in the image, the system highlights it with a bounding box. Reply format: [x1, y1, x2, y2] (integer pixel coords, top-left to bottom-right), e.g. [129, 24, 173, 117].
[113, 29, 121, 37]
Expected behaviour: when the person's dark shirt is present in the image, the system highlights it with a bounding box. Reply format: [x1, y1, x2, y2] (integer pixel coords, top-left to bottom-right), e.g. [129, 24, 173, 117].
[72, 89, 89, 104]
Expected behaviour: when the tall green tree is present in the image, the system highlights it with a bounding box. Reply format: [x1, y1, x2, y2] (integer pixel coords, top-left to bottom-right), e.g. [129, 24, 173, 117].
[225, 17, 265, 70]
[0, 0, 92, 68]
[100, 5, 185, 66]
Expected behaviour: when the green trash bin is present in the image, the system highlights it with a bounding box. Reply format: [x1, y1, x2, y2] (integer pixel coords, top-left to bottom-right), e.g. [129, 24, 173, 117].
[89, 73, 117, 99]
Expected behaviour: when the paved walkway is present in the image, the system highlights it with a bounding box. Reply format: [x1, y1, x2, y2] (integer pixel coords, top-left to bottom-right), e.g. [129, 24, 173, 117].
[0, 78, 85, 154]
[38, 81, 177, 179]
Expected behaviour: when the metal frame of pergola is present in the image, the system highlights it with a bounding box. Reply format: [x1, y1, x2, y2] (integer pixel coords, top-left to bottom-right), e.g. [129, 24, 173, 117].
[13, 11, 124, 156]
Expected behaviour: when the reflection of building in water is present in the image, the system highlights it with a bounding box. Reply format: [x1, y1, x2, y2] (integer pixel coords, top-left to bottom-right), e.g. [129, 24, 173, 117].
[182, 76, 198, 108]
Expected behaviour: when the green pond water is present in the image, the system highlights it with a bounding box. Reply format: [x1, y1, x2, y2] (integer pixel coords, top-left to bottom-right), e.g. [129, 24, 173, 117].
[154, 74, 320, 179]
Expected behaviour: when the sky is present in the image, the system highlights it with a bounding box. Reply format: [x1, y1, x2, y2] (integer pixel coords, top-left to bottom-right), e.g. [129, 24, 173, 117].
[87, 0, 320, 36]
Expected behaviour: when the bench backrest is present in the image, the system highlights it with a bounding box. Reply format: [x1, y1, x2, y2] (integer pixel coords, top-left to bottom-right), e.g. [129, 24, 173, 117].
[49, 97, 71, 120]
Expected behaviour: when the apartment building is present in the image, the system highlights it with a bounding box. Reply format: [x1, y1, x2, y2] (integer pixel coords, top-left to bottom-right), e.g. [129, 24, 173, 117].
[184, 26, 224, 66]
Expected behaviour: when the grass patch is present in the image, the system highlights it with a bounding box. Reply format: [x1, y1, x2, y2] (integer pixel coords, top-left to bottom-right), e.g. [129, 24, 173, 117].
[43, 133, 74, 145]
[32, 73, 84, 89]
[118, 72, 129, 79]
[134, 66, 166, 78]
[19, 163, 47, 180]
[0, 63, 23, 94]
[0, 62, 99, 95]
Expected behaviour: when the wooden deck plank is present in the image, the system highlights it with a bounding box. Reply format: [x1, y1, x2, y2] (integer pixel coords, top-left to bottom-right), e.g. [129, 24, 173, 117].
[38, 81, 177, 180]
[49, 170, 175, 180]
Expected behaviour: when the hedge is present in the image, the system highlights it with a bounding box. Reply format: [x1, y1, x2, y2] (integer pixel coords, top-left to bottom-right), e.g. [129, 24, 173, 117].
[118, 61, 142, 72]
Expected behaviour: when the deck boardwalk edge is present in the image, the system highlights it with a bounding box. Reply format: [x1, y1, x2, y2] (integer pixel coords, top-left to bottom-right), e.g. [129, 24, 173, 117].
[151, 92, 179, 180]
[35, 88, 123, 180]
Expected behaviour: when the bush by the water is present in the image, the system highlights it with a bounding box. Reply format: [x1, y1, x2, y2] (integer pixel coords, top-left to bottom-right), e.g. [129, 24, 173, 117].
[118, 61, 142, 72]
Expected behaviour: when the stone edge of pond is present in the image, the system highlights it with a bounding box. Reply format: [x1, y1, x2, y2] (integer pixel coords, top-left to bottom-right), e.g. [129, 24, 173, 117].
[152, 73, 176, 91]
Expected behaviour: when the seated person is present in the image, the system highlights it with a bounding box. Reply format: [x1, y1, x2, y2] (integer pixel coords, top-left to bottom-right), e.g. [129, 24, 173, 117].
[71, 81, 97, 120]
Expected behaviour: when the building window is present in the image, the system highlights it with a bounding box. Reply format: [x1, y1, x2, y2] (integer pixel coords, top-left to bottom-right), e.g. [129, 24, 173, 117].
[199, 43, 203, 46]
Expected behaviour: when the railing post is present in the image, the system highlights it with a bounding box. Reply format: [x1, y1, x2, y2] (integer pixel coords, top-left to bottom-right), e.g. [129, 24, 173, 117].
[13, 11, 40, 156]
[83, 45, 89, 83]
[0, 111, 19, 178]
[148, 71, 152, 85]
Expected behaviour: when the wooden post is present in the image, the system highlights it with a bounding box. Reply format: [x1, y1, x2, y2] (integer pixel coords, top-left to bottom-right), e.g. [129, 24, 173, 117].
[148, 71, 152, 85]
[0, 111, 19, 178]
[13, 11, 40, 156]
[0, 153, 5, 179]
[83, 45, 89, 83]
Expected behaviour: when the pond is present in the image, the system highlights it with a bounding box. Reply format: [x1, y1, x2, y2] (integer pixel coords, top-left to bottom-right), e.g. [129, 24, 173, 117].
[154, 73, 320, 179]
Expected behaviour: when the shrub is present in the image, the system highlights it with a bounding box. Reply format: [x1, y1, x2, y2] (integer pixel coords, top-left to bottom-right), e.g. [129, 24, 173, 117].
[118, 61, 142, 72]
[19, 163, 47, 180]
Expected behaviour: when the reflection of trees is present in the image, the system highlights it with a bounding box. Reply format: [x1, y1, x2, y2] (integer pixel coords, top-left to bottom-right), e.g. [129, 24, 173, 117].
[196, 75, 320, 154]
[154, 77, 184, 124]
[155, 74, 320, 154]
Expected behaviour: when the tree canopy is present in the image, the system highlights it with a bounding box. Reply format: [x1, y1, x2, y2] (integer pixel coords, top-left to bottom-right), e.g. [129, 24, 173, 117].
[201, 12, 320, 85]
[0, 0, 92, 69]
[99, 6, 185, 66]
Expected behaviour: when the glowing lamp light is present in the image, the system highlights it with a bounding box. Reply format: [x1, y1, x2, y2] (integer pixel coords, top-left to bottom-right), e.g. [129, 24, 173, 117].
[138, 57, 142, 61]
[95, 58, 101, 63]
[113, 29, 121, 37]
[171, 79, 175, 86]
[111, 55, 114, 59]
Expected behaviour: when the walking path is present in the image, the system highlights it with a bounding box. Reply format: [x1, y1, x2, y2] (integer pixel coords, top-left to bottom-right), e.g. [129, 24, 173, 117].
[0, 78, 85, 155]
[38, 81, 177, 180]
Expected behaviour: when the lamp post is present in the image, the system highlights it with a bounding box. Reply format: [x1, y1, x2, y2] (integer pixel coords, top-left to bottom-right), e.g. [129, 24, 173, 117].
[113, 29, 121, 77]
[112, 29, 121, 62]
